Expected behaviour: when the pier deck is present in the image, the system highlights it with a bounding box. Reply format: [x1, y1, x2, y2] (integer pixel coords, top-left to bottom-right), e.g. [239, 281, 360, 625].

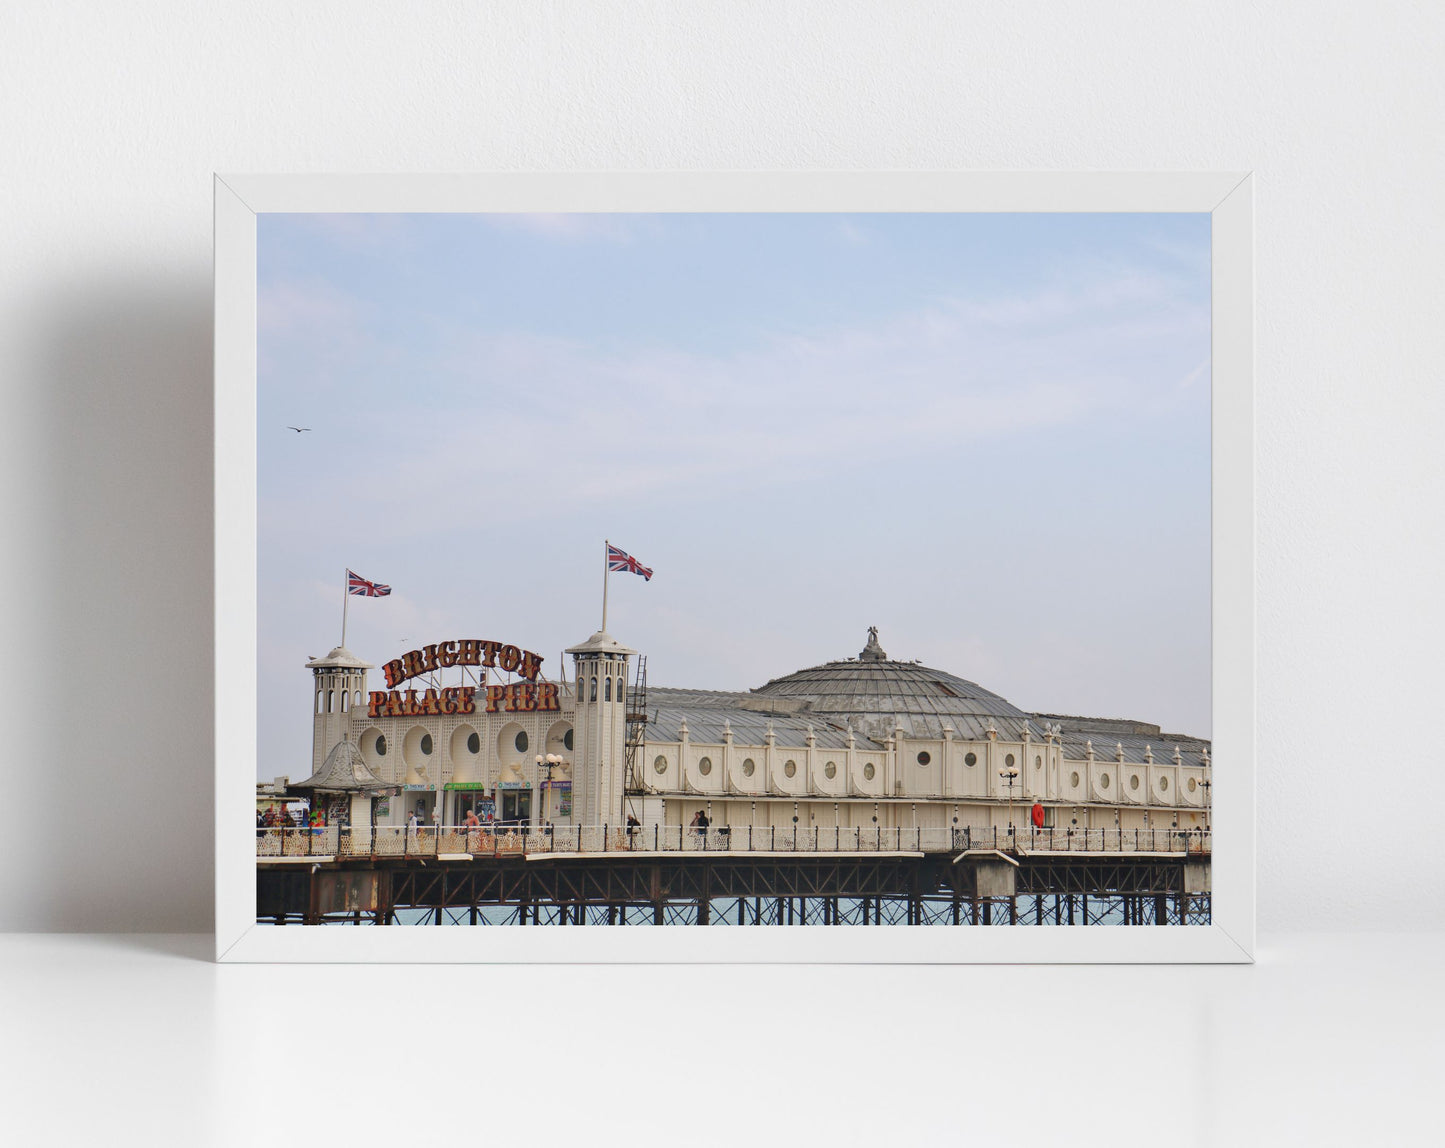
[256, 824, 1210, 926]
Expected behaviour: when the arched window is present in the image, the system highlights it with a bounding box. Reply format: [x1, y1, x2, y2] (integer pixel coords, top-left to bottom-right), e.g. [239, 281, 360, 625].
[340, 691, 349, 712]
[326, 689, 334, 713]
[316, 691, 323, 715]
[355, 691, 362, 708]
[590, 676, 598, 702]
[604, 677, 612, 702]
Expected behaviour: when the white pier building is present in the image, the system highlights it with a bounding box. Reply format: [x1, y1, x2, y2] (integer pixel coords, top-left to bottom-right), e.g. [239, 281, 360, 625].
[288, 626, 1211, 842]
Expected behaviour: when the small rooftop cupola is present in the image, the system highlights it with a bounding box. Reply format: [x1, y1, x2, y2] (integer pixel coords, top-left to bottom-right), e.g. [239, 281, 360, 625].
[859, 625, 888, 662]
[306, 646, 374, 781]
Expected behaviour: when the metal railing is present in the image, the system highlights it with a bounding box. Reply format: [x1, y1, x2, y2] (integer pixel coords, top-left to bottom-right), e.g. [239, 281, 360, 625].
[256, 824, 1210, 859]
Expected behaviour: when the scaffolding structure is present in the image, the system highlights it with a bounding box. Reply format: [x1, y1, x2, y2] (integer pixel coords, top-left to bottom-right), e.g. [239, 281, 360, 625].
[621, 654, 648, 824]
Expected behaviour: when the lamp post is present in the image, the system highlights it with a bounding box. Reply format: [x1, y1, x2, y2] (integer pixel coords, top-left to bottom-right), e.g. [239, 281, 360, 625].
[1200, 776, 1212, 834]
[536, 753, 563, 828]
[1000, 760, 1020, 841]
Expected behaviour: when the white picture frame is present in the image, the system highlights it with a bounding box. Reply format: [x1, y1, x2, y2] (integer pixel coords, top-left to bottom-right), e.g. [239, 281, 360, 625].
[216, 171, 1254, 963]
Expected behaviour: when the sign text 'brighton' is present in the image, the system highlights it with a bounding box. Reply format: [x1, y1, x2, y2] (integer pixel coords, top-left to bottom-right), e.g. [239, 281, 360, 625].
[381, 639, 544, 689]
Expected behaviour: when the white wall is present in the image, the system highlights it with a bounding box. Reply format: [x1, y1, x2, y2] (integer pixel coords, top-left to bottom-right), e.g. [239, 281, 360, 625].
[2, 2, 1440, 931]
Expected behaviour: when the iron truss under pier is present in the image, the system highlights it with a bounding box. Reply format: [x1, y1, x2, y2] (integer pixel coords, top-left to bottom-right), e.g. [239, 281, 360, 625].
[256, 851, 1211, 927]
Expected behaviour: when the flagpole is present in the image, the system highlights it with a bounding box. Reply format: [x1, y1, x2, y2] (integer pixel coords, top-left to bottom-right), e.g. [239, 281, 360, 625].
[341, 569, 349, 649]
[601, 539, 610, 633]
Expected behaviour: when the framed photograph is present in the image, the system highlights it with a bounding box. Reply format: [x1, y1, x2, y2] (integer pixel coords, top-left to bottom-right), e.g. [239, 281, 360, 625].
[216, 172, 1253, 963]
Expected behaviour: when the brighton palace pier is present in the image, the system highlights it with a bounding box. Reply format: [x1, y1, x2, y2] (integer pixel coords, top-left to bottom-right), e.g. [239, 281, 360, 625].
[258, 626, 1212, 926]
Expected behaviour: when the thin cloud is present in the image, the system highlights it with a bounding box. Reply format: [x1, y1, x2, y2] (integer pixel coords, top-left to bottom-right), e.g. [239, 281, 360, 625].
[480, 213, 636, 242]
[258, 264, 1208, 541]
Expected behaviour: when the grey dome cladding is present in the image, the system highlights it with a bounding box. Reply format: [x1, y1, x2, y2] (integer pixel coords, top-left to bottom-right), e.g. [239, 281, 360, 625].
[750, 629, 1038, 743]
[295, 737, 387, 792]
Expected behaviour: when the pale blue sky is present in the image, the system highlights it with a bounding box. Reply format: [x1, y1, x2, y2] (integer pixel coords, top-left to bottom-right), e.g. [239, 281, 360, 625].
[257, 211, 1211, 778]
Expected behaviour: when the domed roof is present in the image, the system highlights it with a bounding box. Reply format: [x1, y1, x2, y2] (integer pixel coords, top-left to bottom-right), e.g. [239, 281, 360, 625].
[751, 628, 1039, 743]
[296, 738, 387, 792]
[305, 645, 374, 670]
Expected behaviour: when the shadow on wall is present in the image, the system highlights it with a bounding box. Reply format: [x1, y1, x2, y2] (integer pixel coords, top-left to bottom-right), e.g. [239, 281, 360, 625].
[24, 276, 213, 931]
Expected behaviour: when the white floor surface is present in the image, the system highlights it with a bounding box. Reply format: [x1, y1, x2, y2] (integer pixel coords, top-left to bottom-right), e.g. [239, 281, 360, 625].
[1, 932, 1438, 1146]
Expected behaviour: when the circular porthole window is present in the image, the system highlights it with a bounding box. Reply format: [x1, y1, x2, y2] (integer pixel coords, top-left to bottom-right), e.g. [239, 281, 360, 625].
[784, 760, 797, 778]
[742, 758, 756, 777]
[563, 729, 574, 751]
[653, 755, 667, 775]
[514, 731, 528, 754]
[1100, 773, 1110, 789]
[1070, 771, 1080, 787]
[824, 762, 837, 779]
[698, 757, 712, 776]
[466, 732, 480, 755]
[375, 735, 387, 756]
[1035, 756, 1042, 769]
[1159, 775, 1170, 791]
[1130, 774, 1140, 790]
[965, 752, 977, 767]
[1005, 753, 1016, 767]
[1188, 777, 1198, 793]
[863, 763, 876, 780]
[420, 734, 433, 756]
[916, 751, 931, 766]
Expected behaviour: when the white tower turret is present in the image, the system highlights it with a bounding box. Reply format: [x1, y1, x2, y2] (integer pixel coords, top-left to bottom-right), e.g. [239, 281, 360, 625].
[305, 646, 374, 776]
[565, 629, 636, 826]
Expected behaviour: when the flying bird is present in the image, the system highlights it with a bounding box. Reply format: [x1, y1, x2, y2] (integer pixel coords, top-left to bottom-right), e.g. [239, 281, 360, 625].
[286, 426, 311, 433]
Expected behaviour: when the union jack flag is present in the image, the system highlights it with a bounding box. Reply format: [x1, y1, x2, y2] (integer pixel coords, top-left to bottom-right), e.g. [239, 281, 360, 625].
[606, 544, 653, 581]
[347, 569, 392, 597]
